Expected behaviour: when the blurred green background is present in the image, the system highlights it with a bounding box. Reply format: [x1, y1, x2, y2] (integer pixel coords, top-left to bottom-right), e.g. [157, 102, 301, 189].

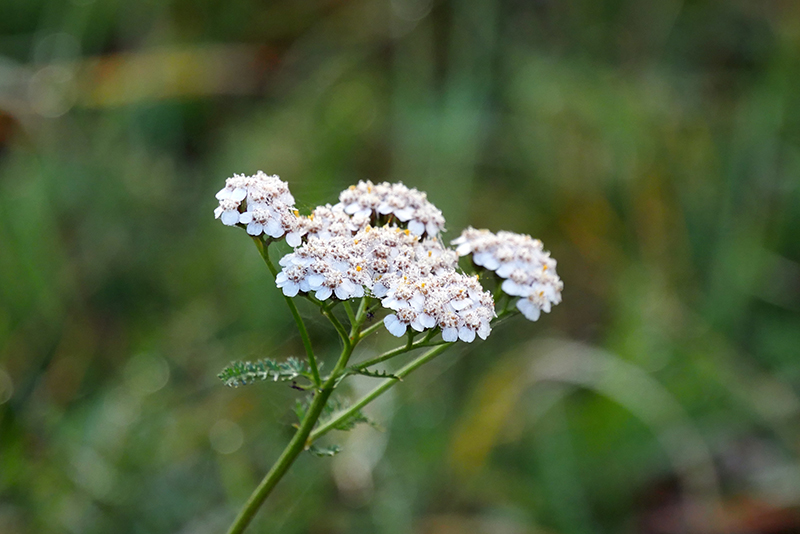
[2, 0, 800, 533]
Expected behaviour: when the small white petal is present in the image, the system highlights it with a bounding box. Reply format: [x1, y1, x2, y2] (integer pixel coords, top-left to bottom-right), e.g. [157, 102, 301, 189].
[307, 275, 325, 290]
[408, 220, 425, 236]
[517, 299, 541, 321]
[282, 282, 299, 297]
[455, 243, 472, 256]
[286, 232, 302, 247]
[215, 188, 231, 200]
[275, 272, 288, 285]
[265, 219, 284, 238]
[383, 298, 405, 311]
[334, 285, 350, 300]
[239, 211, 253, 224]
[384, 315, 407, 337]
[458, 327, 476, 343]
[496, 263, 516, 278]
[442, 327, 459, 342]
[221, 210, 240, 226]
[419, 313, 436, 329]
[482, 256, 500, 271]
[395, 207, 414, 221]
[477, 322, 491, 340]
[331, 260, 349, 273]
[344, 203, 360, 215]
[410, 293, 425, 312]
[231, 187, 247, 201]
[426, 221, 439, 236]
[451, 298, 472, 311]
[315, 287, 333, 301]
[501, 279, 524, 296]
[351, 285, 365, 298]
[372, 283, 388, 298]
[247, 222, 263, 236]
[214, 206, 223, 219]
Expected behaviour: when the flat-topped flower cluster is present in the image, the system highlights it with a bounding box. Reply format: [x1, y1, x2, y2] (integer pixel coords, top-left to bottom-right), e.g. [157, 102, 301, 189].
[336, 180, 446, 237]
[453, 228, 564, 321]
[215, 172, 563, 341]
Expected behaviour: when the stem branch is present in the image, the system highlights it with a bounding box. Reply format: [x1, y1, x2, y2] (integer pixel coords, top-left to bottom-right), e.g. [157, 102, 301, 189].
[252, 237, 321, 388]
[309, 343, 454, 443]
[359, 320, 384, 339]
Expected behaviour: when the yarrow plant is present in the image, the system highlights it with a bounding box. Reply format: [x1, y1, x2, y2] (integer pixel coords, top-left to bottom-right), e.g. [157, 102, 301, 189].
[214, 172, 563, 534]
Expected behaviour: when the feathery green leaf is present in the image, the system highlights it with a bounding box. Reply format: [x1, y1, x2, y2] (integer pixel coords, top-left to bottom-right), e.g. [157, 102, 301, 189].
[218, 357, 315, 388]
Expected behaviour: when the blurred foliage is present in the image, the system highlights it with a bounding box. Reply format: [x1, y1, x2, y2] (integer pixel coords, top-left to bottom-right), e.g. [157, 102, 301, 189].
[1, 0, 800, 533]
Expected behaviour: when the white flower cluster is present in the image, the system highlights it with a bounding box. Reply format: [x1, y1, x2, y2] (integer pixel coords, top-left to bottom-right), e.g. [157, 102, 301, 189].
[214, 172, 305, 243]
[336, 181, 446, 237]
[215, 173, 562, 341]
[287, 204, 372, 245]
[452, 228, 563, 322]
[276, 225, 495, 342]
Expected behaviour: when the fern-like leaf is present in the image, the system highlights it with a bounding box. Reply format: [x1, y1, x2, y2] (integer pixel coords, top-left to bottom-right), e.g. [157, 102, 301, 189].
[317, 396, 373, 431]
[218, 357, 314, 388]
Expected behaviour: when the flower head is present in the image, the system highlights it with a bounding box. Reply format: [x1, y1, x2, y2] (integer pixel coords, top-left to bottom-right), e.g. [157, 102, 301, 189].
[276, 225, 495, 341]
[214, 171, 299, 238]
[452, 228, 563, 321]
[336, 181, 446, 237]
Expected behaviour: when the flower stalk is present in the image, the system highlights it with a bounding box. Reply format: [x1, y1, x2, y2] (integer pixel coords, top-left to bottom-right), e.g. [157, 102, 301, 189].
[252, 237, 321, 388]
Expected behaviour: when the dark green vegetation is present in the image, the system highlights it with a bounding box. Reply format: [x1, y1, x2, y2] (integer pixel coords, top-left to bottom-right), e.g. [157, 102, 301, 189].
[2, 1, 800, 533]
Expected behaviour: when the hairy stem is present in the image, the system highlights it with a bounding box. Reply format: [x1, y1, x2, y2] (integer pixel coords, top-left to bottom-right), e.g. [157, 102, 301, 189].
[252, 237, 321, 388]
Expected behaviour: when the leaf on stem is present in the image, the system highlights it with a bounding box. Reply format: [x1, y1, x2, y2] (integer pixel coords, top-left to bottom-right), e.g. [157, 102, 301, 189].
[308, 444, 342, 457]
[296, 394, 377, 432]
[218, 357, 316, 388]
[345, 367, 401, 380]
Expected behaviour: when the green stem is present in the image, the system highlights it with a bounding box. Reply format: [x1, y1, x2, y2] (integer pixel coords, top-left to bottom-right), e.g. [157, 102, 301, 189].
[302, 293, 323, 308]
[421, 328, 438, 344]
[252, 237, 321, 388]
[343, 301, 356, 327]
[309, 343, 454, 443]
[352, 338, 446, 370]
[359, 320, 384, 339]
[225, 307, 366, 534]
[224, 387, 331, 534]
[353, 296, 370, 335]
[322, 308, 351, 350]
[492, 279, 505, 303]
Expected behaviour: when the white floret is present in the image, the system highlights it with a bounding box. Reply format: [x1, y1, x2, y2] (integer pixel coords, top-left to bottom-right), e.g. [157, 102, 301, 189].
[384, 314, 407, 337]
